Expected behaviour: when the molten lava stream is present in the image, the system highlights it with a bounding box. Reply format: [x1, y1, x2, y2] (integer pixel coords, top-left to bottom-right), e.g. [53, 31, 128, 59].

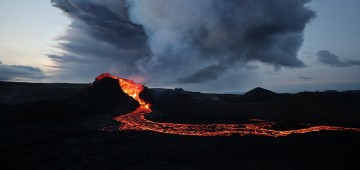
[97, 73, 360, 137]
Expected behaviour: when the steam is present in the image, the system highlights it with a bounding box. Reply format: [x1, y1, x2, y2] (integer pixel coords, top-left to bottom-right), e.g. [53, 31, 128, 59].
[126, 0, 315, 83]
[51, 0, 315, 84]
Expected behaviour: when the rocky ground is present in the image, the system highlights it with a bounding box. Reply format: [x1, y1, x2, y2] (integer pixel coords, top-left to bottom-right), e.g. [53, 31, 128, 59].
[1, 79, 359, 169]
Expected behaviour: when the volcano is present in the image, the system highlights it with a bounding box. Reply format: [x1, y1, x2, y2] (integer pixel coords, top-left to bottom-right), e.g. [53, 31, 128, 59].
[85, 73, 360, 137]
[73, 75, 139, 108]
[1, 73, 360, 169]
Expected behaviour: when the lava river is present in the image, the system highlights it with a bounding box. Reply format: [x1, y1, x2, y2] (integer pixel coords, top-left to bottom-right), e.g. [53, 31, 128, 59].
[97, 73, 360, 137]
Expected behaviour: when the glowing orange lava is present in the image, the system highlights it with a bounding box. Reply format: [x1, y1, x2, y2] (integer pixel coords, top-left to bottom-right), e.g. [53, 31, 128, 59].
[96, 73, 150, 109]
[97, 73, 360, 137]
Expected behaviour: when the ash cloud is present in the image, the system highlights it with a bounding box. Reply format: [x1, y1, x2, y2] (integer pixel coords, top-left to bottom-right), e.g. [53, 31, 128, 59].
[317, 50, 360, 68]
[51, 0, 315, 84]
[0, 60, 45, 81]
[128, 0, 314, 83]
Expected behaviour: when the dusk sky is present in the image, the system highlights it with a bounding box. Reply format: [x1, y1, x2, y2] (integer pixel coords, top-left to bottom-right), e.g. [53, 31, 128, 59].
[0, 0, 359, 93]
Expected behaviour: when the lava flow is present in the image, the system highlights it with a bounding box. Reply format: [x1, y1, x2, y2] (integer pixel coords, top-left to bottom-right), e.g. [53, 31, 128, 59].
[97, 73, 360, 137]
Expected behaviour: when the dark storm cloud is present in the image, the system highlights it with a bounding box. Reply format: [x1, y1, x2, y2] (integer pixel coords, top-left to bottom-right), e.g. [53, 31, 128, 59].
[49, 0, 149, 81]
[51, 0, 147, 50]
[51, 0, 315, 84]
[316, 50, 360, 67]
[0, 60, 45, 81]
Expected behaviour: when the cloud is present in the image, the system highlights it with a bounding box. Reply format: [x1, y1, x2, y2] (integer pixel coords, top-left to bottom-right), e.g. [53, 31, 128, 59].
[127, 0, 314, 83]
[298, 76, 314, 80]
[49, 0, 149, 82]
[177, 65, 227, 83]
[0, 60, 46, 81]
[51, 0, 315, 84]
[316, 50, 360, 67]
[345, 59, 360, 66]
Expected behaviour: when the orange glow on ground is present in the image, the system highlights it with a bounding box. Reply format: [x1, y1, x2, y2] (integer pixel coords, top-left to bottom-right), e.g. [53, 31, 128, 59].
[97, 73, 360, 137]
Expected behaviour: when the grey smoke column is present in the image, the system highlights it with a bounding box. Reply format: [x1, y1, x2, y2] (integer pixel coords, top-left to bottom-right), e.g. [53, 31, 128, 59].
[51, 0, 315, 84]
[126, 0, 315, 83]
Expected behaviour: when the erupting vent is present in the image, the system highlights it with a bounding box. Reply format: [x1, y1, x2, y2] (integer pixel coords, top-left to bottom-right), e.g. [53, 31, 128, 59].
[96, 73, 150, 109]
[97, 73, 360, 137]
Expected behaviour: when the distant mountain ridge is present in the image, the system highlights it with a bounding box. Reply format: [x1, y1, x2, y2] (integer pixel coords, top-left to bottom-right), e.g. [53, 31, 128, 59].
[0, 81, 87, 104]
[244, 87, 277, 96]
[214, 88, 283, 104]
[242, 87, 279, 102]
[0, 80, 360, 124]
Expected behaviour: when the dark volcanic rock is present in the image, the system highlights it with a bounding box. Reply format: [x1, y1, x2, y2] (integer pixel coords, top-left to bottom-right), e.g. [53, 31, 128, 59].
[1, 79, 360, 169]
[149, 88, 191, 106]
[0, 77, 140, 125]
[139, 86, 153, 105]
[72, 77, 139, 109]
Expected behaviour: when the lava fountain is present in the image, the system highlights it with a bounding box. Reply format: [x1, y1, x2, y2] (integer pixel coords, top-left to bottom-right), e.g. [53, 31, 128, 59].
[96, 73, 360, 137]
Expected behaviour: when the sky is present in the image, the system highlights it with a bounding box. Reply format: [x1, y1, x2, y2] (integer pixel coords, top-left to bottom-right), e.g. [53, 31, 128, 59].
[0, 0, 359, 93]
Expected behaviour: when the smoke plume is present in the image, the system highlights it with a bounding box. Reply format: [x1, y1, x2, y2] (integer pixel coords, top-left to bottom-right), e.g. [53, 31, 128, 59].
[51, 0, 315, 84]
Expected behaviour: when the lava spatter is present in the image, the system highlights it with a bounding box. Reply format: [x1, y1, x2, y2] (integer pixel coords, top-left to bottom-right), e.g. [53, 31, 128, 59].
[97, 73, 360, 137]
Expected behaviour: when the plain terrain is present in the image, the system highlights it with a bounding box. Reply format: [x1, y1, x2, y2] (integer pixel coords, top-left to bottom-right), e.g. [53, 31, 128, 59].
[1, 79, 359, 169]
